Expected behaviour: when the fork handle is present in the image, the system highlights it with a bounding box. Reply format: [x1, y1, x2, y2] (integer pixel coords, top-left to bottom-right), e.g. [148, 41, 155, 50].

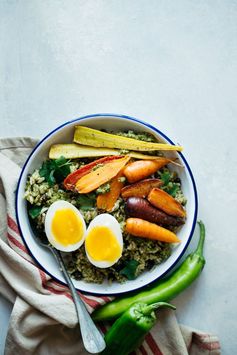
[50, 247, 106, 354]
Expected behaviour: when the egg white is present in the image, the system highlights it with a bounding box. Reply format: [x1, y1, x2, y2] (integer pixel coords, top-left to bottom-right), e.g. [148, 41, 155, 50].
[85, 213, 123, 268]
[45, 200, 86, 252]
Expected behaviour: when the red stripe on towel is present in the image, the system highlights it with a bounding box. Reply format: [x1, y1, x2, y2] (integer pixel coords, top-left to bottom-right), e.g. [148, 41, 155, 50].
[193, 335, 220, 351]
[7, 232, 28, 253]
[38, 269, 73, 300]
[47, 285, 72, 300]
[145, 332, 163, 355]
[38, 269, 48, 286]
[7, 215, 20, 235]
[100, 296, 111, 303]
[78, 293, 101, 308]
[139, 344, 148, 355]
[98, 324, 107, 335]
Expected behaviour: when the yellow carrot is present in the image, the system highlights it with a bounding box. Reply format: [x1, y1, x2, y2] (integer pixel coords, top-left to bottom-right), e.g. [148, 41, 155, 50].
[74, 126, 183, 151]
[125, 218, 180, 243]
[49, 143, 168, 160]
[75, 156, 130, 193]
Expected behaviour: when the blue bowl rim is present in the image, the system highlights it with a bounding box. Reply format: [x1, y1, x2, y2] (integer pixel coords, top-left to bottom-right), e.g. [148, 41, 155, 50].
[15, 113, 198, 296]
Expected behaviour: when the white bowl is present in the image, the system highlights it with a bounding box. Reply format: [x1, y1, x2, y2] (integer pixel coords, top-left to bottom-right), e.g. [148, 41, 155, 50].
[16, 114, 198, 295]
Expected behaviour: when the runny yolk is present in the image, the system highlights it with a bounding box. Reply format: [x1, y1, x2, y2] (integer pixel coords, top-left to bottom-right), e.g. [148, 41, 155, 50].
[51, 209, 84, 246]
[86, 226, 121, 262]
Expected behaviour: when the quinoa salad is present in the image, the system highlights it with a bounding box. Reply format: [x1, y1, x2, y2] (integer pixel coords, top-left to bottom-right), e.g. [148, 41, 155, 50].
[25, 128, 186, 284]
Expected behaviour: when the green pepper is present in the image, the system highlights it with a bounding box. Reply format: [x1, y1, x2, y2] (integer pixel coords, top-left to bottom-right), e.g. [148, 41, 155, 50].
[100, 302, 175, 355]
[93, 221, 205, 322]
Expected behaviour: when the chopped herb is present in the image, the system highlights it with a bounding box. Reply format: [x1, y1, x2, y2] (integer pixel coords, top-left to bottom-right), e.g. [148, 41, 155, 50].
[28, 205, 42, 219]
[39, 156, 71, 186]
[77, 193, 96, 211]
[92, 163, 104, 171]
[119, 259, 139, 280]
[158, 169, 181, 197]
[165, 183, 179, 197]
[118, 176, 126, 183]
[119, 149, 130, 155]
[96, 183, 111, 195]
[115, 130, 157, 142]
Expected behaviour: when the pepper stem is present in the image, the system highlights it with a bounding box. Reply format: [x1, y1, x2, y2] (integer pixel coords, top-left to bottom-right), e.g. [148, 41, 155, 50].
[142, 302, 176, 316]
[195, 221, 206, 257]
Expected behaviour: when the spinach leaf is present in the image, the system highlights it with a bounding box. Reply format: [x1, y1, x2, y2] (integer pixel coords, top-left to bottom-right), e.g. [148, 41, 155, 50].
[77, 193, 96, 211]
[28, 205, 42, 219]
[120, 260, 139, 280]
[39, 156, 71, 186]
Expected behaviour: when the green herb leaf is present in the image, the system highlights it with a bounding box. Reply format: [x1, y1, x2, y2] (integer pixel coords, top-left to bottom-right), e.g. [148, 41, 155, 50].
[53, 165, 71, 183]
[159, 170, 179, 197]
[77, 193, 96, 211]
[160, 170, 171, 185]
[28, 205, 42, 219]
[120, 260, 139, 280]
[39, 156, 71, 186]
[48, 169, 56, 186]
[54, 156, 68, 166]
[165, 183, 179, 197]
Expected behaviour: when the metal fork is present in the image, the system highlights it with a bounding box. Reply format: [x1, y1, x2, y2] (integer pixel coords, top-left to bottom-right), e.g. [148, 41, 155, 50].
[31, 228, 106, 354]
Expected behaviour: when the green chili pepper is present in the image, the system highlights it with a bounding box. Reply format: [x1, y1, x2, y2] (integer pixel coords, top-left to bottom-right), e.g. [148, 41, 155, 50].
[93, 221, 205, 322]
[100, 302, 175, 355]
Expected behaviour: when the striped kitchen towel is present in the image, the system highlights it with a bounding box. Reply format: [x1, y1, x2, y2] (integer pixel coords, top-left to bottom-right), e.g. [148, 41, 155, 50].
[0, 137, 220, 355]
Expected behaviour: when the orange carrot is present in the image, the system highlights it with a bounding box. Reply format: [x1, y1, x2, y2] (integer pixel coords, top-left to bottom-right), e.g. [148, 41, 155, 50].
[64, 155, 121, 190]
[125, 218, 180, 243]
[75, 156, 130, 193]
[148, 188, 186, 218]
[97, 171, 125, 211]
[121, 178, 163, 199]
[123, 158, 172, 183]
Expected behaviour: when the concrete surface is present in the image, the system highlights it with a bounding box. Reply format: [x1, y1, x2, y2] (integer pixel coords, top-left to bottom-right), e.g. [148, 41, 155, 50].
[1, 1, 237, 354]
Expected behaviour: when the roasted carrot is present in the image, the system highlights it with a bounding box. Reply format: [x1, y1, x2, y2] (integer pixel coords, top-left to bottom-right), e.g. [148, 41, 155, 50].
[125, 197, 184, 227]
[75, 156, 130, 193]
[64, 155, 121, 190]
[97, 171, 125, 211]
[121, 178, 163, 199]
[123, 158, 172, 183]
[148, 188, 186, 218]
[125, 218, 180, 243]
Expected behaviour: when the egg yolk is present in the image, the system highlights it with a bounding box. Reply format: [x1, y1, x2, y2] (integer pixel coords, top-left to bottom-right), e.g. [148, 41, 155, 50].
[86, 226, 122, 262]
[51, 209, 84, 246]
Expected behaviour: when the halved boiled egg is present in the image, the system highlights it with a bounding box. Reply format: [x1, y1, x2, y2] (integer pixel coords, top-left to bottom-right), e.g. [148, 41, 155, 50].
[45, 200, 86, 252]
[85, 213, 123, 268]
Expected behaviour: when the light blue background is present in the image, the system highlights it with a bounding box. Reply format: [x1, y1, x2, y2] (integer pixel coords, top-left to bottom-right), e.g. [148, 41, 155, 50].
[1, 1, 237, 354]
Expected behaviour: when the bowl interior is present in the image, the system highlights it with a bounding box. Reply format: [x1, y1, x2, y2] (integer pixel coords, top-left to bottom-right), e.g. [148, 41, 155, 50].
[16, 114, 197, 295]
